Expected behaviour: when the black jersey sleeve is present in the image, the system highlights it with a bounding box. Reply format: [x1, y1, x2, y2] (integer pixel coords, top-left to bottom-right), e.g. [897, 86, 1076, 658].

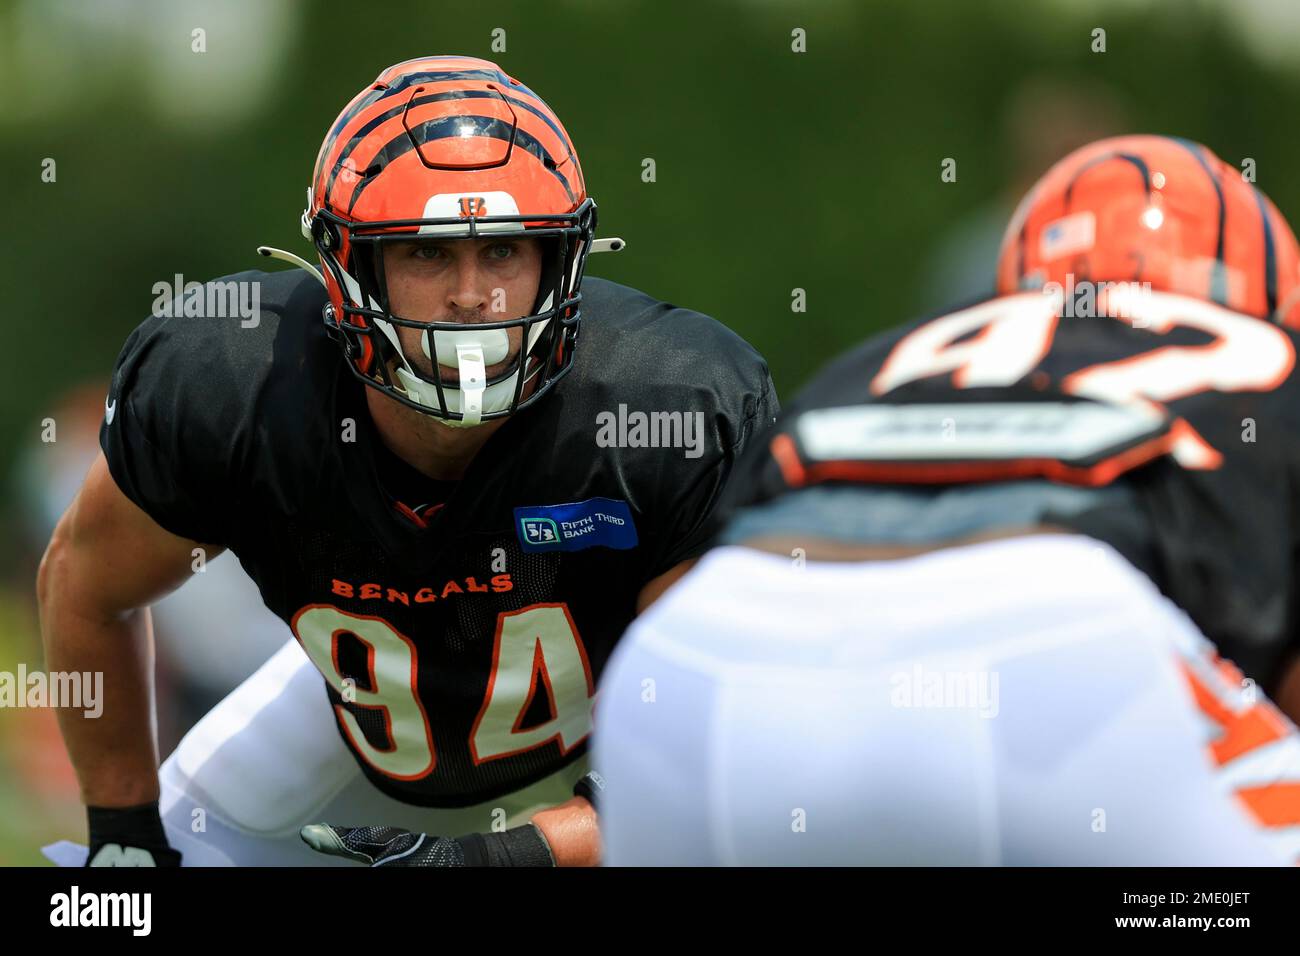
[613, 294, 779, 575]
[98, 269, 315, 545]
[650, 366, 780, 571]
[546, 278, 780, 579]
[101, 339, 229, 545]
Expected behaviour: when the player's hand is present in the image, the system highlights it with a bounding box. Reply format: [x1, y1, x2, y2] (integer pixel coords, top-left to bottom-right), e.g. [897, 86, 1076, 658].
[86, 802, 182, 867]
[299, 823, 557, 867]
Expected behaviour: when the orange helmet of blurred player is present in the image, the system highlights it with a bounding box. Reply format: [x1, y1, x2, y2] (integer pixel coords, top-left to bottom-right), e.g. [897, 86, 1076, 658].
[996, 135, 1300, 328]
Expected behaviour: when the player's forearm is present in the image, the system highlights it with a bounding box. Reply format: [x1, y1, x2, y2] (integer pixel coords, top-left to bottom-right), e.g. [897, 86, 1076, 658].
[530, 796, 601, 866]
[38, 575, 161, 807]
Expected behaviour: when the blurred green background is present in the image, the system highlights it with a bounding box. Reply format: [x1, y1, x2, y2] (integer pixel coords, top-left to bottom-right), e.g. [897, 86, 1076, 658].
[3, 0, 1300, 863]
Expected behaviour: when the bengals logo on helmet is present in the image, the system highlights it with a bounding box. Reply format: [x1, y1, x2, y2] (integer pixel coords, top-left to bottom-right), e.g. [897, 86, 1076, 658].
[458, 196, 488, 218]
[996, 135, 1300, 328]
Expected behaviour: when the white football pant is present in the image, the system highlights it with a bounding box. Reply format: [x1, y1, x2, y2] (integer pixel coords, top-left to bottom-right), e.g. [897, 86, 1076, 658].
[152, 640, 587, 866]
[594, 535, 1300, 865]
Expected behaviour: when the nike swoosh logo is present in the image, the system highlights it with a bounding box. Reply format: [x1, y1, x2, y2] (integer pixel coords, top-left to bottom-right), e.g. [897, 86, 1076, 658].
[105, 397, 116, 425]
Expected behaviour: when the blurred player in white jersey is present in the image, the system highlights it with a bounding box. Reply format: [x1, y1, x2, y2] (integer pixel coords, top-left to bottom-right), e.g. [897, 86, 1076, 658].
[595, 136, 1300, 865]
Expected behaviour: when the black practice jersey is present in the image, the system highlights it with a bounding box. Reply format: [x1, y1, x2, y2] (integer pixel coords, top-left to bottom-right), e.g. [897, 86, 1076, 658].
[102, 269, 776, 806]
[721, 290, 1300, 688]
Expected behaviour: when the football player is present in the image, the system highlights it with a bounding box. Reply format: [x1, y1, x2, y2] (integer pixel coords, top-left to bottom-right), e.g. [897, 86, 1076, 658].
[38, 56, 776, 866]
[596, 135, 1300, 864]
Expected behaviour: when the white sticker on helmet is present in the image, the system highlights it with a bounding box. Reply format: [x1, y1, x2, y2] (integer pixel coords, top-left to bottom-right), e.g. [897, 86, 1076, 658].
[1039, 211, 1096, 261]
[418, 191, 523, 236]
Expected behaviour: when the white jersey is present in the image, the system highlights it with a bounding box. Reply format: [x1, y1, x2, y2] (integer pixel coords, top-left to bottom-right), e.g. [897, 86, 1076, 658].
[594, 535, 1300, 865]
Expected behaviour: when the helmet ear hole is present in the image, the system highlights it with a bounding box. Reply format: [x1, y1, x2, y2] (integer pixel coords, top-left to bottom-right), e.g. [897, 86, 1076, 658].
[312, 217, 340, 252]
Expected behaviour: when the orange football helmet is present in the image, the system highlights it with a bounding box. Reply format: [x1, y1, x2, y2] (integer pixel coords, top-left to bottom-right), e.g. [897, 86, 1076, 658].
[996, 135, 1300, 328]
[294, 56, 599, 425]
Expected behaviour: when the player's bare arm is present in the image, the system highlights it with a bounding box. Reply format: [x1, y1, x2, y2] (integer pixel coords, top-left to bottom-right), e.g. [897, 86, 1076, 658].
[39, 453, 221, 863]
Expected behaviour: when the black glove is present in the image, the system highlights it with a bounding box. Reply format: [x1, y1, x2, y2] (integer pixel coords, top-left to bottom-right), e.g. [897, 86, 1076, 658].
[573, 770, 605, 812]
[86, 802, 182, 867]
[299, 823, 556, 867]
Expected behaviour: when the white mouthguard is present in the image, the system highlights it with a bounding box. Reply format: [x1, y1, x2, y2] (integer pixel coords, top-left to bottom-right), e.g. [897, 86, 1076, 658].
[424, 327, 510, 367]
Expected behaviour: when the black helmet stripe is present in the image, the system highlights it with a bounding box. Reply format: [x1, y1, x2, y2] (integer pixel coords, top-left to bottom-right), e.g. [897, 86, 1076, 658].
[1166, 136, 1229, 304]
[325, 91, 574, 203]
[316, 87, 388, 183]
[1169, 136, 1283, 317]
[1017, 153, 1148, 287]
[371, 65, 547, 107]
[344, 115, 575, 214]
[1063, 152, 1152, 207]
[1166, 137, 1226, 260]
[1251, 188, 1279, 317]
[318, 62, 564, 195]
